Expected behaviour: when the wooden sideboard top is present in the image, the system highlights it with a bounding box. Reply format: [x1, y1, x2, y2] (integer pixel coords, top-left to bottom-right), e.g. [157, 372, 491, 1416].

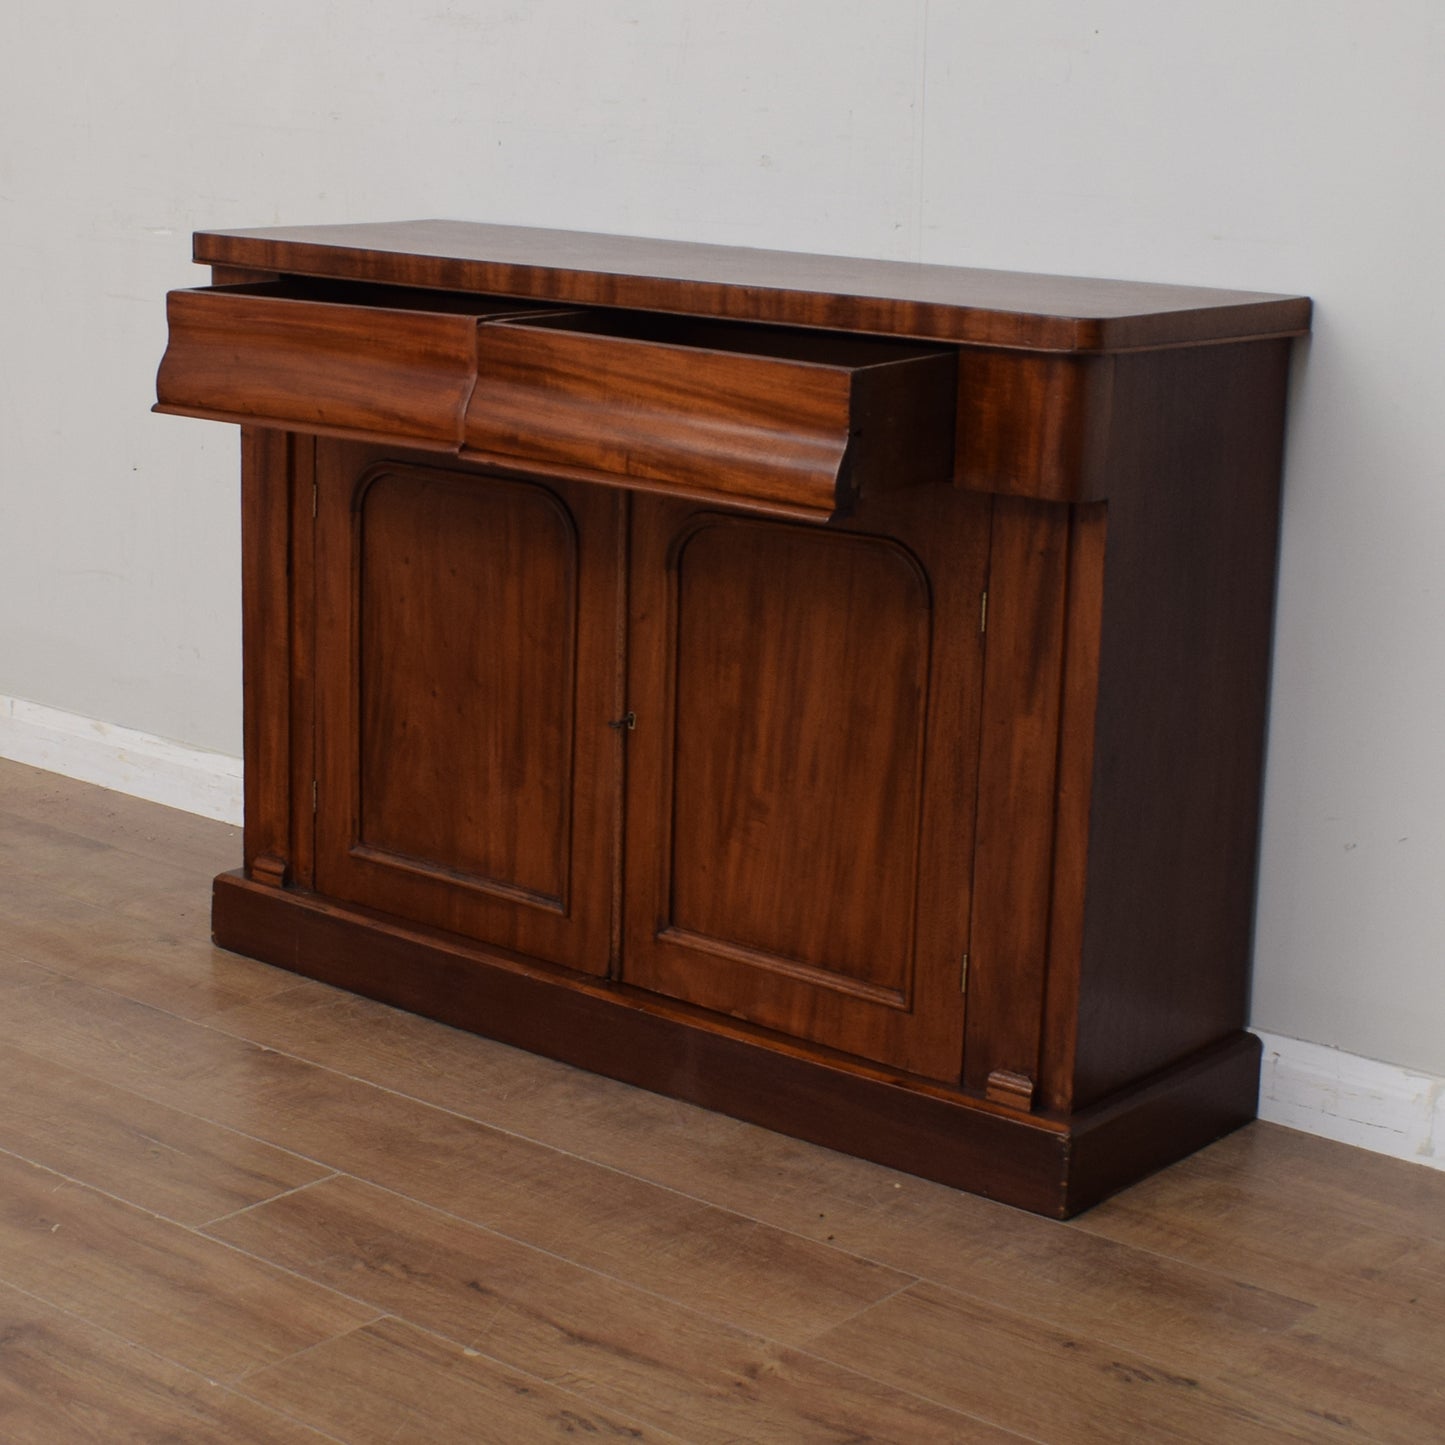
[194, 219, 1310, 354]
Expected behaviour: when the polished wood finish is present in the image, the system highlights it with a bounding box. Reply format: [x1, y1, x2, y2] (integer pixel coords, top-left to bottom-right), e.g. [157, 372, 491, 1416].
[239, 427, 296, 887]
[311, 446, 621, 973]
[194, 218, 1311, 351]
[209, 867, 1268, 1219]
[238, 426, 319, 895]
[3, 765, 1442, 1444]
[955, 351, 1113, 502]
[466, 312, 956, 517]
[623, 487, 988, 1078]
[156, 279, 549, 448]
[152, 221, 1308, 1215]
[1070, 340, 1292, 1105]
[964, 496, 1071, 1103]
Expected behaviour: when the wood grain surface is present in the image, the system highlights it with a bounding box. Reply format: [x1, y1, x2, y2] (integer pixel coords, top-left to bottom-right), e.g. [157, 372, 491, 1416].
[465, 313, 956, 515]
[622, 486, 989, 1079]
[1, 759, 1440, 1443]
[156, 279, 549, 447]
[192, 219, 1311, 352]
[310, 446, 622, 974]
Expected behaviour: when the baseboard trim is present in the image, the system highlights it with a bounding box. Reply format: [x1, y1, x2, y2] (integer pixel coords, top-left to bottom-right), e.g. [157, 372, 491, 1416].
[0, 694, 242, 824]
[1255, 1029, 1444, 1172]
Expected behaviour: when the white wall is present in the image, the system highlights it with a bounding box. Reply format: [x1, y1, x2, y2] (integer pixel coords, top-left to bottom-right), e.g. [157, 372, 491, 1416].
[3, 2, 1442, 1076]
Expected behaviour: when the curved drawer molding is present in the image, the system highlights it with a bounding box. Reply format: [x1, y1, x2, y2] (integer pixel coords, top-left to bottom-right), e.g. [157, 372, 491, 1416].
[154, 281, 546, 449]
[464, 313, 957, 519]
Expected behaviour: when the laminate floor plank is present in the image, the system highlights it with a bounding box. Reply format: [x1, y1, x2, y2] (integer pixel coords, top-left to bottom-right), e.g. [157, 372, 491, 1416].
[1269, 1126, 1445, 1244]
[1080, 1115, 1445, 1242]
[213, 977, 917, 1222]
[238, 1317, 695, 1445]
[0, 1151, 376, 1384]
[209, 1172, 1027, 1445]
[0, 1040, 331, 1226]
[1073, 1132, 1445, 1320]
[189, 965, 1445, 1426]
[0, 759, 240, 878]
[1211, 1331, 1444, 1445]
[0, 964, 912, 1347]
[0, 880, 298, 1022]
[0, 809, 217, 911]
[806, 1280, 1359, 1445]
[0, 1281, 342, 1444]
[0, 945, 61, 992]
[3, 767, 1442, 1443]
[731, 1139, 1445, 1440]
[209, 982, 1324, 1373]
[1065, 1140, 1445, 1438]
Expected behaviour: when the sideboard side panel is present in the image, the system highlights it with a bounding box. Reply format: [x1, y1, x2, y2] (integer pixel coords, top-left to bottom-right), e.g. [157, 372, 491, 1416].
[1071, 340, 1293, 1107]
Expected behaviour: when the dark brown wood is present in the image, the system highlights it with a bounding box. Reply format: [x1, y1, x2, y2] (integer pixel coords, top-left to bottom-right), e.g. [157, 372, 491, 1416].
[207, 264, 279, 286]
[156, 281, 548, 448]
[154, 221, 1307, 1216]
[1037, 502, 1107, 1114]
[239, 428, 293, 888]
[622, 486, 989, 1080]
[964, 497, 1070, 1098]
[955, 351, 1114, 501]
[986, 1070, 1036, 1111]
[210, 869, 1264, 1218]
[311, 444, 622, 976]
[1065, 1033, 1264, 1215]
[465, 312, 957, 518]
[193, 219, 1311, 353]
[1069, 341, 1292, 1107]
[249, 854, 286, 889]
[209, 867, 1073, 1216]
[285, 434, 318, 891]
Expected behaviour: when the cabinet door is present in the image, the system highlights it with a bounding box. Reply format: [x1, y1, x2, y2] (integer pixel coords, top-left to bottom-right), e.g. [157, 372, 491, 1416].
[313, 443, 622, 975]
[623, 488, 991, 1080]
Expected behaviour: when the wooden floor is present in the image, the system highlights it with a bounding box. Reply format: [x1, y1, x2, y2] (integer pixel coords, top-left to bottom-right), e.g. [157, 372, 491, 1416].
[0, 761, 1442, 1443]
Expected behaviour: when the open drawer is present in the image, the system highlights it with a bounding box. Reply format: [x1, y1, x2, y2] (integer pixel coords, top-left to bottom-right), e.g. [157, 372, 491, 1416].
[154, 279, 556, 448]
[464, 311, 958, 518]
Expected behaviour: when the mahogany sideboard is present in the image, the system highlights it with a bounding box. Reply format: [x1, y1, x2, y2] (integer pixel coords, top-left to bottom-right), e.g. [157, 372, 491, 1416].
[155, 220, 1309, 1216]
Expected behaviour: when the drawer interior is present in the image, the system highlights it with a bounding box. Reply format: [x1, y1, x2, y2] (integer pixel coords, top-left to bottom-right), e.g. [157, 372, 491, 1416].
[204, 276, 558, 318]
[492, 307, 950, 369]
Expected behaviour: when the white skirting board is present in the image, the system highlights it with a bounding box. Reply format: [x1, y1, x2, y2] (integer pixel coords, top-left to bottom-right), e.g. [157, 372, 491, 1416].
[3, 693, 1441, 1172]
[1255, 1030, 1444, 1171]
[0, 694, 242, 825]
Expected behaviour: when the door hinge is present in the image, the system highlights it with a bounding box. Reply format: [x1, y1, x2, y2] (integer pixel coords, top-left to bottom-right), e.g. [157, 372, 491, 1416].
[312, 778, 318, 813]
[960, 953, 969, 993]
[312, 479, 318, 518]
[979, 589, 989, 635]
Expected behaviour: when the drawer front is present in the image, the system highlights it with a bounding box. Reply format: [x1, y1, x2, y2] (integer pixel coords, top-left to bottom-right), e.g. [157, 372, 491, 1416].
[155, 282, 544, 448]
[465, 315, 957, 519]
